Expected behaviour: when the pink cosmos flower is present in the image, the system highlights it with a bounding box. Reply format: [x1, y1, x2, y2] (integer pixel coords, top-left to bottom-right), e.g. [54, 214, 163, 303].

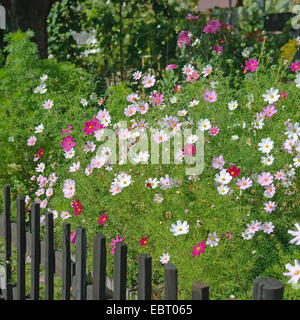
[27, 136, 37, 146]
[247, 220, 262, 234]
[187, 72, 199, 82]
[244, 58, 259, 72]
[174, 84, 183, 92]
[203, 20, 221, 34]
[137, 102, 149, 114]
[186, 13, 199, 20]
[61, 135, 76, 152]
[108, 235, 124, 255]
[263, 104, 277, 118]
[124, 104, 137, 117]
[183, 144, 196, 157]
[212, 155, 225, 170]
[63, 179, 75, 199]
[191, 240, 206, 258]
[165, 64, 177, 71]
[151, 92, 164, 106]
[177, 31, 191, 47]
[203, 89, 217, 103]
[257, 172, 274, 187]
[290, 61, 300, 72]
[209, 126, 219, 136]
[97, 213, 108, 226]
[264, 184, 276, 198]
[236, 177, 253, 190]
[274, 170, 286, 180]
[264, 201, 276, 213]
[60, 125, 73, 135]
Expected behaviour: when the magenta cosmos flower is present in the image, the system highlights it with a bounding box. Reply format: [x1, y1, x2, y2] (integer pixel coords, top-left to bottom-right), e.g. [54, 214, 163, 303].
[203, 89, 217, 103]
[177, 31, 191, 47]
[151, 92, 164, 106]
[183, 144, 196, 157]
[290, 61, 300, 72]
[109, 235, 124, 255]
[244, 58, 259, 72]
[209, 126, 219, 136]
[83, 117, 102, 135]
[213, 45, 223, 53]
[97, 213, 108, 226]
[61, 135, 76, 152]
[191, 240, 206, 258]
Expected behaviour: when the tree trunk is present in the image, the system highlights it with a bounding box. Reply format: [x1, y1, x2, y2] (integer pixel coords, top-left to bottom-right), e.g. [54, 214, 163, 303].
[2, 0, 54, 59]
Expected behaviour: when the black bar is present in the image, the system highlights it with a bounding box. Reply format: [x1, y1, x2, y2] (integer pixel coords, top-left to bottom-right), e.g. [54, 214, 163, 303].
[164, 263, 177, 300]
[31, 203, 40, 300]
[192, 281, 209, 300]
[113, 242, 127, 300]
[92, 233, 106, 300]
[138, 254, 152, 300]
[45, 211, 55, 300]
[75, 227, 87, 300]
[253, 278, 284, 300]
[62, 223, 71, 300]
[3, 185, 12, 300]
[16, 196, 26, 300]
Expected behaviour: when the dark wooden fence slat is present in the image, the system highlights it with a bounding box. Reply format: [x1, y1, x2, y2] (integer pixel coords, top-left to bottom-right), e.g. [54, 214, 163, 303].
[30, 203, 40, 300]
[75, 227, 87, 300]
[16, 196, 26, 300]
[3, 184, 12, 300]
[62, 223, 71, 300]
[192, 281, 209, 300]
[253, 278, 284, 300]
[45, 211, 55, 300]
[138, 254, 152, 300]
[92, 233, 106, 300]
[113, 242, 127, 300]
[164, 263, 178, 300]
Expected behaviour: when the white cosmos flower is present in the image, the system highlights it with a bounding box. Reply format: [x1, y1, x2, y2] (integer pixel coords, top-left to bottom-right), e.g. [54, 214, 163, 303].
[169, 220, 189, 236]
[228, 100, 238, 111]
[232, 135, 239, 140]
[187, 134, 198, 144]
[217, 185, 230, 195]
[35, 162, 45, 173]
[285, 122, 300, 141]
[69, 161, 80, 172]
[261, 154, 274, 166]
[293, 154, 300, 167]
[206, 232, 220, 247]
[202, 64, 212, 77]
[215, 169, 233, 185]
[262, 88, 280, 104]
[198, 119, 211, 131]
[283, 259, 300, 284]
[64, 148, 75, 159]
[145, 178, 159, 189]
[252, 119, 264, 130]
[34, 124, 44, 133]
[288, 223, 300, 245]
[160, 253, 170, 264]
[258, 137, 274, 154]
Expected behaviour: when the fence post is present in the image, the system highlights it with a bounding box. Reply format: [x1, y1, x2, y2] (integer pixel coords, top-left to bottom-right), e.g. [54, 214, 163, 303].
[16, 196, 26, 300]
[31, 202, 40, 300]
[138, 254, 152, 300]
[62, 223, 71, 300]
[164, 263, 177, 300]
[75, 227, 87, 300]
[113, 242, 127, 300]
[253, 278, 284, 300]
[192, 281, 209, 300]
[92, 233, 106, 300]
[45, 211, 55, 300]
[3, 185, 12, 300]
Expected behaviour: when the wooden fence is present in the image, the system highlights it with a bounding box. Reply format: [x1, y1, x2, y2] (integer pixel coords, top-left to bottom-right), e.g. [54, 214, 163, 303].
[0, 184, 285, 300]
